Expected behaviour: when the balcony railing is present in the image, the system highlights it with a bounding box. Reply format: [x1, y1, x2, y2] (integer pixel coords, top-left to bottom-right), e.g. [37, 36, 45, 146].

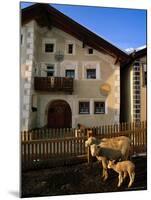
[34, 77, 73, 93]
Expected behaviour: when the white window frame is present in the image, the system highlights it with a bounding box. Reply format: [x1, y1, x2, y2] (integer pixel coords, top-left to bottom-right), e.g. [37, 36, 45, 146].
[93, 99, 107, 114]
[79, 101, 90, 114]
[82, 61, 101, 80]
[42, 38, 56, 54]
[85, 46, 96, 56]
[65, 69, 75, 79]
[40, 62, 57, 77]
[94, 101, 106, 114]
[61, 61, 78, 80]
[65, 40, 75, 55]
[77, 98, 107, 116]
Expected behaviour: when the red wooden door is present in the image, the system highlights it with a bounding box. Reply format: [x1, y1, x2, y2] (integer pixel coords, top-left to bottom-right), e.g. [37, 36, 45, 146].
[48, 100, 71, 128]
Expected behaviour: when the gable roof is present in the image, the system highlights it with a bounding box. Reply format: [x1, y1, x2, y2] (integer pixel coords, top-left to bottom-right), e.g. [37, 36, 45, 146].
[130, 47, 147, 60]
[21, 3, 129, 63]
[122, 47, 147, 68]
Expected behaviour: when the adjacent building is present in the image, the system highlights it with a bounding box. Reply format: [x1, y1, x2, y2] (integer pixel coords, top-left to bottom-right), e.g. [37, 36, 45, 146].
[120, 47, 147, 123]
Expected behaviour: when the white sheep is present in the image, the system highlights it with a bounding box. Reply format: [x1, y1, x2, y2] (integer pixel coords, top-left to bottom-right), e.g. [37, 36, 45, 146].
[90, 144, 123, 161]
[85, 136, 131, 181]
[107, 160, 135, 188]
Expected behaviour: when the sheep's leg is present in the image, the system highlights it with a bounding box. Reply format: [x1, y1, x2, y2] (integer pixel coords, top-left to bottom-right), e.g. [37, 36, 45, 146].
[124, 171, 128, 179]
[118, 173, 123, 187]
[101, 159, 108, 181]
[118, 174, 121, 187]
[103, 169, 108, 181]
[128, 175, 132, 188]
[128, 172, 135, 188]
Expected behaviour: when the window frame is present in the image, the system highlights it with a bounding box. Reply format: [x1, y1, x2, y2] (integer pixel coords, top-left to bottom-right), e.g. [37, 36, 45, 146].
[86, 68, 96, 79]
[88, 48, 93, 54]
[68, 44, 73, 54]
[45, 43, 54, 53]
[42, 38, 56, 54]
[46, 64, 55, 77]
[65, 40, 75, 55]
[79, 102, 90, 114]
[65, 69, 75, 78]
[94, 101, 105, 114]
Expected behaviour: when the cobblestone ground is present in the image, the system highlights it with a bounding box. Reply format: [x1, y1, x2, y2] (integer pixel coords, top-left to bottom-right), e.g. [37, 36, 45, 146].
[21, 156, 147, 198]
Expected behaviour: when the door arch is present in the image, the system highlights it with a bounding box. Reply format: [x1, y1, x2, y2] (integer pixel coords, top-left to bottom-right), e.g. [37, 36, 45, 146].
[47, 100, 72, 128]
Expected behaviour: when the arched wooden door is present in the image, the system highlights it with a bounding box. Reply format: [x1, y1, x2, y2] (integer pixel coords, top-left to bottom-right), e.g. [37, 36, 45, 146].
[47, 100, 72, 128]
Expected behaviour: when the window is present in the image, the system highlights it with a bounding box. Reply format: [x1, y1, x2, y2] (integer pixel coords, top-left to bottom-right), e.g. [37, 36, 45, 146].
[47, 65, 54, 77]
[133, 95, 140, 100]
[87, 69, 96, 79]
[134, 81, 140, 85]
[133, 85, 140, 90]
[88, 48, 93, 54]
[135, 90, 140, 95]
[79, 102, 89, 114]
[135, 110, 140, 113]
[134, 72, 140, 76]
[134, 99, 140, 104]
[45, 43, 54, 53]
[94, 102, 105, 114]
[65, 41, 75, 55]
[134, 105, 140, 109]
[134, 62, 140, 66]
[65, 70, 75, 78]
[68, 44, 73, 54]
[133, 76, 140, 81]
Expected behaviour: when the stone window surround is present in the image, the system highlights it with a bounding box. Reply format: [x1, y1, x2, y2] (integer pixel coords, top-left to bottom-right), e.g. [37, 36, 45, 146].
[39, 62, 57, 77]
[79, 101, 90, 114]
[94, 101, 105, 114]
[65, 40, 76, 55]
[61, 60, 78, 80]
[42, 38, 56, 54]
[77, 98, 107, 115]
[82, 61, 101, 80]
[85, 46, 96, 56]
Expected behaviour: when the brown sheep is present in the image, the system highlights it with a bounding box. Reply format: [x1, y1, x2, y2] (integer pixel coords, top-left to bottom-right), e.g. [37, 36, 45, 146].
[108, 160, 135, 188]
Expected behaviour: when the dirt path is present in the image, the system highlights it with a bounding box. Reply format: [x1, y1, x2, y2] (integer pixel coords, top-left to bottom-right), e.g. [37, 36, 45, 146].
[21, 156, 147, 198]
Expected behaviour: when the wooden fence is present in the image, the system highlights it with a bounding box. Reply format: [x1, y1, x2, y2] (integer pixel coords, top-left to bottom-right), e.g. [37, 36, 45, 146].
[21, 128, 77, 141]
[21, 121, 147, 141]
[21, 121, 147, 170]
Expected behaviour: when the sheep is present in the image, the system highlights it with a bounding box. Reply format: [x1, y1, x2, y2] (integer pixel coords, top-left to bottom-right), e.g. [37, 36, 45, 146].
[107, 160, 135, 188]
[85, 136, 131, 181]
[90, 144, 123, 161]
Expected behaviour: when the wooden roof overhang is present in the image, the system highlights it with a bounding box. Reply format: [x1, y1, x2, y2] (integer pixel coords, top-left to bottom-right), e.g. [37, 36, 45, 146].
[121, 47, 147, 68]
[21, 3, 129, 63]
[131, 47, 147, 60]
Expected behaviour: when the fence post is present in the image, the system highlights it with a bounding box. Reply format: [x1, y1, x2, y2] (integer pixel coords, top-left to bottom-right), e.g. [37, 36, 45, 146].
[87, 131, 93, 165]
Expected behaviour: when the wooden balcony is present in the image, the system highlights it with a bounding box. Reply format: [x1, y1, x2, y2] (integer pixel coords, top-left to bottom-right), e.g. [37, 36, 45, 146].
[34, 77, 74, 93]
